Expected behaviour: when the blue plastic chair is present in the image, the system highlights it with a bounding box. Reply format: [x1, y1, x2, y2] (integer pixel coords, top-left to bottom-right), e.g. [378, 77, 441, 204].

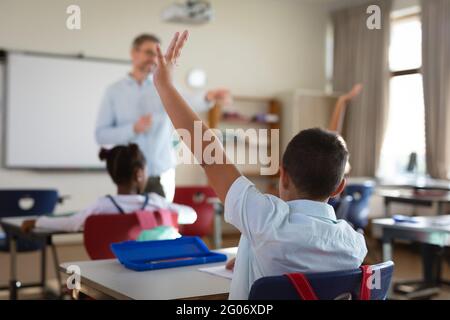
[332, 195, 353, 221]
[0, 190, 59, 251]
[249, 261, 394, 300]
[342, 183, 375, 230]
[0, 189, 60, 295]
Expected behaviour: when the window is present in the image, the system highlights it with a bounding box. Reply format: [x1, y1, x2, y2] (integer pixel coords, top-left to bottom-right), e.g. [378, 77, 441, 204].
[378, 14, 426, 178]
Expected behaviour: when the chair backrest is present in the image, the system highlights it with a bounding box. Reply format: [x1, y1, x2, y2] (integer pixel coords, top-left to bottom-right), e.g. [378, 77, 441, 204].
[83, 211, 178, 260]
[0, 189, 59, 217]
[249, 261, 394, 300]
[0, 189, 59, 252]
[342, 183, 375, 230]
[174, 186, 217, 237]
[334, 195, 354, 221]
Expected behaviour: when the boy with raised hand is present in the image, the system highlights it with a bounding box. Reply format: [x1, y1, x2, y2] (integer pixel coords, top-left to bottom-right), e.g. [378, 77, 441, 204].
[153, 31, 368, 300]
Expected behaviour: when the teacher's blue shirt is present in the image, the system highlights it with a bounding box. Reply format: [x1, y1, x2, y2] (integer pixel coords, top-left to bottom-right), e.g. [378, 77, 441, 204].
[95, 74, 211, 176]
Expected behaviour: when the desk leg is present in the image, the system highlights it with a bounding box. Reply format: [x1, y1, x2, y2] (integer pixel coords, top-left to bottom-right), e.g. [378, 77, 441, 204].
[384, 198, 391, 217]
[382, 238, 393, 262]
[41, 244, 47, 293]
[50, 244, 63, 298]
[382, 236, 393, 298]
[9, 237, 18, 300]
[421, 244, 442, 287]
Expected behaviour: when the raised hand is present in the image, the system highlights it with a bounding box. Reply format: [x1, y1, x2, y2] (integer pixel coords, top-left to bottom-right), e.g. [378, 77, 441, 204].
[152, 30, 242, 204]
[329, 84, 363, 133]
[153, 30, 189, 88]
[342, 84, 363, 101]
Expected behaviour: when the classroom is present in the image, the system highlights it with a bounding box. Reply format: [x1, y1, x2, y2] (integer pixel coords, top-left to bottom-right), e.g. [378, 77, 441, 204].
[0, 0, 450, 307]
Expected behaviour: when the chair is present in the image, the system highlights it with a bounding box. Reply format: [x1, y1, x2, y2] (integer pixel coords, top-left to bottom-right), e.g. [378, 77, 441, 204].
[83, 210, 178, 260]
[332, 195, 354, 221]
[173, 186, 221, 247]
[249, 261, 394, 300]
[342, 183, 375, 230]
[0, 189, 60, 296]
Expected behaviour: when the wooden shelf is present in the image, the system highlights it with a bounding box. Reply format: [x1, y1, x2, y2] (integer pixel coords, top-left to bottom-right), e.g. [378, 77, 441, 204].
[220, 118, 280, 126]
[208, 96, 281, 195]
[233, 95, 274, 103]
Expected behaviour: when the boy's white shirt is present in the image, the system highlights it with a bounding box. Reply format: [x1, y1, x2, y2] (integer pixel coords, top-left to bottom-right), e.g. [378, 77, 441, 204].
[35, 193, 197, 232]
[224, 176, 368, 300]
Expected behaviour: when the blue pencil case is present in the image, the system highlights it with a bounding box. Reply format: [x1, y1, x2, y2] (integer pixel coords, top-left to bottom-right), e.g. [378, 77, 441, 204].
[111, 236, 227, 271]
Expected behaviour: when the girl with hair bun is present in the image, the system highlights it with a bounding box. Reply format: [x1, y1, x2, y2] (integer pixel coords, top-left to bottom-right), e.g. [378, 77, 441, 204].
[21, 144, 196, 233]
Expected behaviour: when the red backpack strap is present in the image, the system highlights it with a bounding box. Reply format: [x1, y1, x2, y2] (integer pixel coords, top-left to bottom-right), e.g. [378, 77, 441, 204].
[135, 211, 158, 230]
[156, 209, 178, 227]
[285, 273, 318, 300]
[359, 265, 372, 300]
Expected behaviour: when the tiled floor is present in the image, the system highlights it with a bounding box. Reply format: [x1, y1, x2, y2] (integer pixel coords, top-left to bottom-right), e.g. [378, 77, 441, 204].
[1, 233, 449, 300]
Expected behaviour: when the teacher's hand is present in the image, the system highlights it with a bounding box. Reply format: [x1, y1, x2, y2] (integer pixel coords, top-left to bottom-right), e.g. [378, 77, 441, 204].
[134, 114, 152, 134]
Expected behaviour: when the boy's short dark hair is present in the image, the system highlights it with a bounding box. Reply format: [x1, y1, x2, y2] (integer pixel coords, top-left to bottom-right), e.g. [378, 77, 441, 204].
[132, 34, 161, 49]
[282, 128, 349, 199]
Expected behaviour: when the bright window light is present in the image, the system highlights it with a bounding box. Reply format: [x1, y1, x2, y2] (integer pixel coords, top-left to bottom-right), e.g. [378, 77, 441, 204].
[389, 17, 422, 72]
[378, 16, 426, 178]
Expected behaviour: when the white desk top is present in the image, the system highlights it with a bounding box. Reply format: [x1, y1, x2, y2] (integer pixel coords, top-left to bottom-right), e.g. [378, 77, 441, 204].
[372, 215, 450, 233]
[60, 247, 238, 300]
[0, 216, 78, 236]
[1, 216, 38, 227]
[376, 189, 450, 202]
[378, 176, 450, 190]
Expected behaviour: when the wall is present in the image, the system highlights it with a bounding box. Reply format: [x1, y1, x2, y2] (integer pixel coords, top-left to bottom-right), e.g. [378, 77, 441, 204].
[0, 0, 330, 213]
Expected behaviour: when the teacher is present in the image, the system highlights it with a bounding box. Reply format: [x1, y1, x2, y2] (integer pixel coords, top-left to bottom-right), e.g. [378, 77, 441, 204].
[96, 34, 230, 201]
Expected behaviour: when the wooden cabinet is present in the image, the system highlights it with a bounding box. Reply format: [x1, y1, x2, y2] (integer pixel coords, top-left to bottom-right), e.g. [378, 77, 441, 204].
[276, 90, 339, 152]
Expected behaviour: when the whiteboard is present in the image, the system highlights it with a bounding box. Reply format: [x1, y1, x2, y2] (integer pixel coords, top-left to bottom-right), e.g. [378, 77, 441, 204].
[5, 52, 130, 168]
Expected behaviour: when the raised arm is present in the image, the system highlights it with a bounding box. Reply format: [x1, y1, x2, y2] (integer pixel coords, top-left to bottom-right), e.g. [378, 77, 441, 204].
[153, 31, 241, 203]
[328, 84, 363, 133]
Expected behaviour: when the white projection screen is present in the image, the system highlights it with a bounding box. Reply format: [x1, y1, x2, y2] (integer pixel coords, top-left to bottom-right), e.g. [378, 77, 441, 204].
[5, 52, 130, 169]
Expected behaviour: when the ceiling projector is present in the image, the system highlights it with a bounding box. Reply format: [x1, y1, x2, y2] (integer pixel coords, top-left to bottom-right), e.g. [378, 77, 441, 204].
[162, 0, 214, 25]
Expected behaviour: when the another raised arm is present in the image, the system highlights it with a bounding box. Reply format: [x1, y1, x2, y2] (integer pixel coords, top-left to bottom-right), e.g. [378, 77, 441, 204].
[328, 84, 363, 133]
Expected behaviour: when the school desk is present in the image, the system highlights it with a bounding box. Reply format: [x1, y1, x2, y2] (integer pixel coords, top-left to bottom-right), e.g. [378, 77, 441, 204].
[379, 176, 450, 192]
[372, 215, 450, 299]
[0, 215, 81, 300]
[378, 189, 450, 217]
[59, 247, 237, 300]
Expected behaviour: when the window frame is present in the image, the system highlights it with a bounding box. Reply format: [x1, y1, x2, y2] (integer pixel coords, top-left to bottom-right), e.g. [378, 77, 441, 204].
[378, 12, 425, 177]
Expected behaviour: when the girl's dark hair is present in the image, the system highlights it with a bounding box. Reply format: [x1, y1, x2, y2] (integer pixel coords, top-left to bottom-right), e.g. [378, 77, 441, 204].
[99, 144, 146, 185]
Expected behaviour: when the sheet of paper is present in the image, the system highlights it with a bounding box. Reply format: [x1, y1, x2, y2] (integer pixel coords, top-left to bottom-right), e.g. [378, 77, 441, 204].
[198, 265, 233, 280]
[431, 218, 450, 227]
